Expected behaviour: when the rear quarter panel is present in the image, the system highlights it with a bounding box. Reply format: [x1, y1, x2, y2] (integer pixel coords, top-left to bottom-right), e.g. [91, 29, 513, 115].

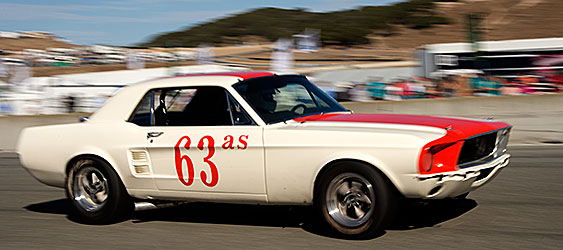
[18, 123, 87, 187]
[17, 122, 156, 192]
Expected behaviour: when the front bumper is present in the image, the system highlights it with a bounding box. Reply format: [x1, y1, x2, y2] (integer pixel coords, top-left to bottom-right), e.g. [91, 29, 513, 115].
[414, 153, 510, 199]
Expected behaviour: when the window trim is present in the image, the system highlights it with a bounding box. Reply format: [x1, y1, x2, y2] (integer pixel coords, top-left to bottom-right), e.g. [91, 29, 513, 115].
[225, 89, 235, 125]
[127, 86, 257, 127]
[149, 90, 155, 126]
[225, 89, 256, 126]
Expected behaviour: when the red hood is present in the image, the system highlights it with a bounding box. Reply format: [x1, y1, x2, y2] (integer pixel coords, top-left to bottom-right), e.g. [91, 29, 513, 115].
[294, 113, 511, 139]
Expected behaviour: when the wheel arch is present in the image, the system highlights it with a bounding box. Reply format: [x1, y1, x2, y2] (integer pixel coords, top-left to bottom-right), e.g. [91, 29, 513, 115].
[65, 153, 126, 188]
[312, 158, 403, 202]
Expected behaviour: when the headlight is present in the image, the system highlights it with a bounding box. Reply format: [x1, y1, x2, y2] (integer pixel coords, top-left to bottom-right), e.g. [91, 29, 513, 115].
[422, 150, 434, 172]
[419, 142, 457, 174]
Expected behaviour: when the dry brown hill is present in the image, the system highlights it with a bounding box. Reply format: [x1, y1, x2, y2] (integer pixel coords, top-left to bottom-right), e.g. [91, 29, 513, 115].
[3, 0, 562, 53]
[372, 0, 563, 50]
[0, 37, 79, 52]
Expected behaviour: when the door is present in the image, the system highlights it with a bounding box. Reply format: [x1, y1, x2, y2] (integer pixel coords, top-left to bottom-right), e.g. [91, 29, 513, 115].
[129, 86, 266, 195]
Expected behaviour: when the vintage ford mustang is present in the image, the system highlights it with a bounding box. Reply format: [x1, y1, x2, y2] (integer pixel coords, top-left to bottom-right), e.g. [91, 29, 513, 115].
[17, 72, 511, 237]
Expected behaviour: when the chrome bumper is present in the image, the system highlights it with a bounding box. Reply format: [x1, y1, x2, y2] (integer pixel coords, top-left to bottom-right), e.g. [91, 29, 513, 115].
[415, 153, 510, 199]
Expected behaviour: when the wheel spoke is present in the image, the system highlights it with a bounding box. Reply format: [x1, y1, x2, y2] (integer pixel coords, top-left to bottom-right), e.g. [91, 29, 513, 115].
[337, 202, 347, 216]
[358, 192, 372, 206]
[95, 191, 107, 203]
[336, 181, 350, 196]
[350, 180, 363, 191]
[91, 172, 100, 185]
[353, 205, 366, 219]
[82, 178, 96, 194]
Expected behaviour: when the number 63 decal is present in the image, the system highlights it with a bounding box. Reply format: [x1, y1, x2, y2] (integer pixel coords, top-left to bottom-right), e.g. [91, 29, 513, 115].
[174, 135, 219, 187]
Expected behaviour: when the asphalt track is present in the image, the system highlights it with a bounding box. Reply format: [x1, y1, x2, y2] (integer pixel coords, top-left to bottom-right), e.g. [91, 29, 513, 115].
[1, 145, 562, 249]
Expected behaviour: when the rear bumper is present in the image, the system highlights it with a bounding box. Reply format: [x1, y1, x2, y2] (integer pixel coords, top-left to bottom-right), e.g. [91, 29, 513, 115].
[414, 153, 510, 199]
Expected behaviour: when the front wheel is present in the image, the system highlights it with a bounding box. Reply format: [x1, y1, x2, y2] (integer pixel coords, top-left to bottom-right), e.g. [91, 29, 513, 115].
[66, 157, 133, 224]
[315, 162, 397, 238]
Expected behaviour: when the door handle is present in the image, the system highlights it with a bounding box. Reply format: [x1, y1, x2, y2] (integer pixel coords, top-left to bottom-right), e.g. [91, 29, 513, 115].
[147, 132, 164, 139]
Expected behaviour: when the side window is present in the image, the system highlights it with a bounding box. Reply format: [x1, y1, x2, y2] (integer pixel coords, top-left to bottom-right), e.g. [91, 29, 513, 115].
[165, 89, 196, 112]
[129, 86, 254, 126]
[227, 94, 254, 125]
[130, 91, 154, 126]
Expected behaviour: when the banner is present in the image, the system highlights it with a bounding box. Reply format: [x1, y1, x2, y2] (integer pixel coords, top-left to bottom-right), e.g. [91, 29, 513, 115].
[126, 51, 145, 70]
[271, 39, 294, 73]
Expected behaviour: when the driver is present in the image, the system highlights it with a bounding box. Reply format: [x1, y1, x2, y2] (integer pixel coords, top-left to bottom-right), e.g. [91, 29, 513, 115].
[246, 85, 277, 115]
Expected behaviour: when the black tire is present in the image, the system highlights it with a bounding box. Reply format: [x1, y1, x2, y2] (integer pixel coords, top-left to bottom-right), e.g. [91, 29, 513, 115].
[315, 161, 397, 238]
[455, 192, 469, 199]
[65, 157, 133, 224]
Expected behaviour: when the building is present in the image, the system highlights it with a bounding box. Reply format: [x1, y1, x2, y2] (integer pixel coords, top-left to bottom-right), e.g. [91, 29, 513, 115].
[418, 37, 563, 78]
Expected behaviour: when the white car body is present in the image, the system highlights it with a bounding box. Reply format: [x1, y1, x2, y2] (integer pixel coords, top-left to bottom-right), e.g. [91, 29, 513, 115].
[17, 72, 511, 236]
[18, 72, 511, 203]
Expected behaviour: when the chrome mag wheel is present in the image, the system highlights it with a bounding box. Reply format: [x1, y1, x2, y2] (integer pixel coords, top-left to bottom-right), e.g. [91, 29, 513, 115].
[72, 166, 109, 212]
[325, 173, 376, 228]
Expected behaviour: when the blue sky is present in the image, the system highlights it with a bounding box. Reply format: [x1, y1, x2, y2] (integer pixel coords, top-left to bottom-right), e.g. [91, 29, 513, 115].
[0, 0, 399, 46]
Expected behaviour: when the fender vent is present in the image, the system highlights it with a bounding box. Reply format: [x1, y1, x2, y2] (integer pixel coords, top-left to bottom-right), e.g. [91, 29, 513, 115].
[131, 151, 148, 161]
[134, 165, 150, 174]
[129, 150, 151, 175]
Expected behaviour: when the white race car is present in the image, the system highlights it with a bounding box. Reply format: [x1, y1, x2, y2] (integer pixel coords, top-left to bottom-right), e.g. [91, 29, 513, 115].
[17, 72, 511, 237]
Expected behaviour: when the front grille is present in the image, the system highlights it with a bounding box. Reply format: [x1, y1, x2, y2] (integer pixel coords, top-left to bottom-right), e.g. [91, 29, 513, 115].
[458, 128, 510, 168]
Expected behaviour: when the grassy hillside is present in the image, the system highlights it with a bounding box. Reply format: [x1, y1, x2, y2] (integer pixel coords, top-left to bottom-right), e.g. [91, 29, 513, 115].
[142, 0, 456, 47]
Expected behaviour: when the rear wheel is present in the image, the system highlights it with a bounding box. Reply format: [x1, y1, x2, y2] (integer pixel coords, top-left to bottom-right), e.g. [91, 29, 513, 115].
[315, 162, 396, 238]
[66, 157, 133, 224]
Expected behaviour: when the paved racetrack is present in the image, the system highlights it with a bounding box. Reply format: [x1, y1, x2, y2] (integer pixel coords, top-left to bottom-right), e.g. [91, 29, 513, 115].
[1, 145, 562, 249]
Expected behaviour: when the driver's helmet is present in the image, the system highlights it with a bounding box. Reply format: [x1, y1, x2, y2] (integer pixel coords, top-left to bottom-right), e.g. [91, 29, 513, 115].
[246, 85, 277, 113]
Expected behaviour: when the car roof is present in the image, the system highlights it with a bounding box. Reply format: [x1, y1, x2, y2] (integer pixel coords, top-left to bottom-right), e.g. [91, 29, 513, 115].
[89, 71, 276, 122]
[125, 71, 275, 90]
[167, 71, 275, 80]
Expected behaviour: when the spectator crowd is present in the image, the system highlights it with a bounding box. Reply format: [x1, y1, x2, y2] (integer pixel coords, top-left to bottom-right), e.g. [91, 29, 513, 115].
[325, 70, 563, 102]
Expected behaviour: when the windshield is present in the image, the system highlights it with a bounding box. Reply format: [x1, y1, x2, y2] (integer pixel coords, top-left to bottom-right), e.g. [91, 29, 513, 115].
[234, 75, 347, 124]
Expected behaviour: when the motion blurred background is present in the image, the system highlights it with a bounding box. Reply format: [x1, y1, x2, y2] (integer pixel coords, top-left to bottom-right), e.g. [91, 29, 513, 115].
[2, 2, 563, 248]
[0, 0, 561, 115]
